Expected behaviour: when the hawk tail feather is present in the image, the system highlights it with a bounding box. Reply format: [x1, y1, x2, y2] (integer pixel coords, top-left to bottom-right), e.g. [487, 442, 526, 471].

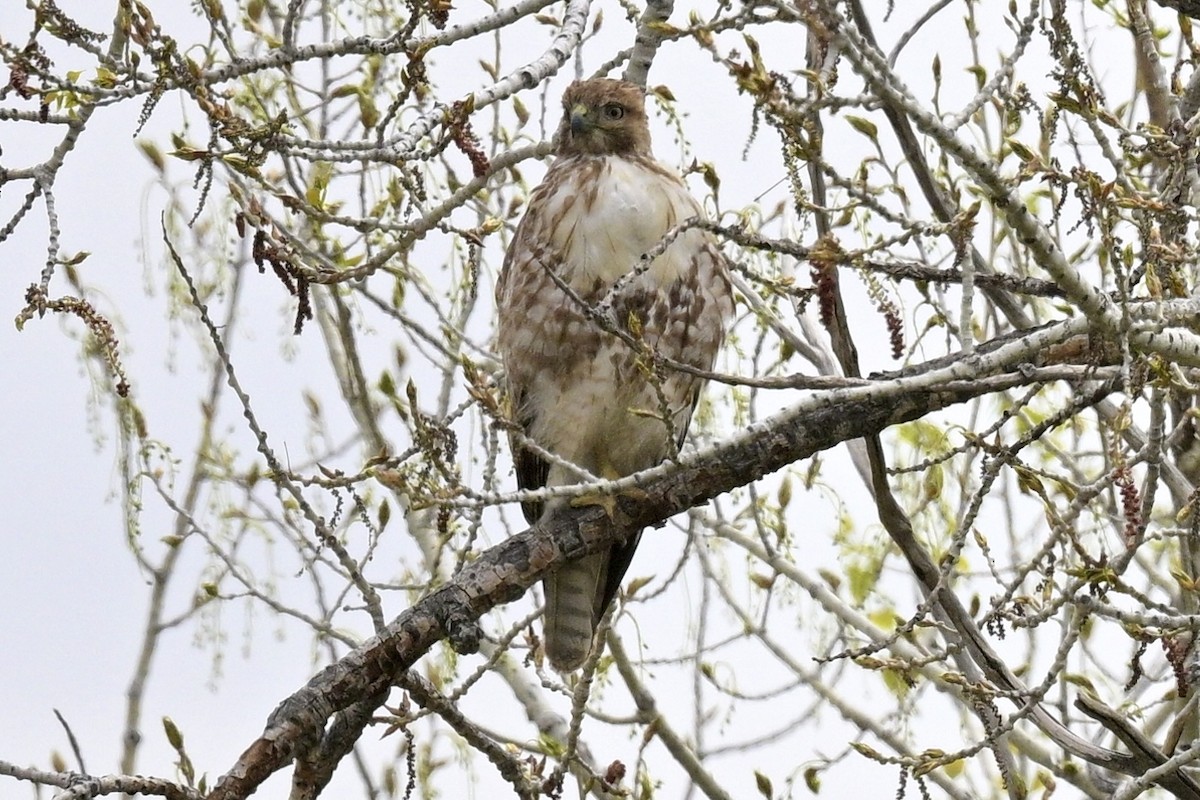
[543, 552, 608, 671]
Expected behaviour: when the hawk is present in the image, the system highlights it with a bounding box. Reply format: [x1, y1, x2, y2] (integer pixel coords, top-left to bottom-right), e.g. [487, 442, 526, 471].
[496, 78, 732, 671]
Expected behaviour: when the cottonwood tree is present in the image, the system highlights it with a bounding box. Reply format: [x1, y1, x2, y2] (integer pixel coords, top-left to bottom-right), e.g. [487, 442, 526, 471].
[3, 0, 1200, 798]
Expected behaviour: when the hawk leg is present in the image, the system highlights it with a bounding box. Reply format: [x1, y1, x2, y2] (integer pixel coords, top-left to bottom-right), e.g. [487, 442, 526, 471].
[569, 485, 650, 519]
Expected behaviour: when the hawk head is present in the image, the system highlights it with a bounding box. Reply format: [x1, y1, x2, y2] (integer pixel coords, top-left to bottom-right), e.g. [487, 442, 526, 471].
[554, 78, 652, 157]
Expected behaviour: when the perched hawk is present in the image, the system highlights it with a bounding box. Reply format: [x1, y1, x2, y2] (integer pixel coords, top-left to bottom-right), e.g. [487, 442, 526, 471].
[496, 78, 732, 671]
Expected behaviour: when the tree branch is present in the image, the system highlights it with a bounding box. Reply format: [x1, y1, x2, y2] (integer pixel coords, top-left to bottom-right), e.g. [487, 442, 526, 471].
[207, 344, 1102, 798]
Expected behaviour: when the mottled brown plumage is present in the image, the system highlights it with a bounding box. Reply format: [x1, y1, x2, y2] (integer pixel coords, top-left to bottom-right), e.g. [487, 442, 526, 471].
[496, 78, 732, 671]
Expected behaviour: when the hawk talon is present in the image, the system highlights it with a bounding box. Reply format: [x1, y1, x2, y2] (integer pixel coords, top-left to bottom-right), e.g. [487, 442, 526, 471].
[569, 486, 650, 520]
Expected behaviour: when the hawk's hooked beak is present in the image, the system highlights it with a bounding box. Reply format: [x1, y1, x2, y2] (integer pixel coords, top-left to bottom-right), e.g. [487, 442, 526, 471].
[569, 103, 592, 134]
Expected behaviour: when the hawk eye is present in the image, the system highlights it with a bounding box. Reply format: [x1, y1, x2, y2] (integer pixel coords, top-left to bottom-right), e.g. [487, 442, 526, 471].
[601, 104, 625, 121]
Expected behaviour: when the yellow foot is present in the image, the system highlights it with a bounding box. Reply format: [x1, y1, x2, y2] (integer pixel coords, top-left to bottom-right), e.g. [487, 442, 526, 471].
[569, 486, 649, 520]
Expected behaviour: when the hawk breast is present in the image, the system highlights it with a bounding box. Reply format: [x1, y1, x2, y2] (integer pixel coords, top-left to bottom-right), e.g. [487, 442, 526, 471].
[534, 155, 709, 289]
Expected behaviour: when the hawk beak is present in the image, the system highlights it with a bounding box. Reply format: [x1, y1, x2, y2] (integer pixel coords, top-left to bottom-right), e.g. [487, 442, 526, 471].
[569, 104, 591, 134]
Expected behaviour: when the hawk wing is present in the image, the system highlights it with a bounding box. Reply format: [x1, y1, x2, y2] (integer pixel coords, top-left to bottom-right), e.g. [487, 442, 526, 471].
[509, 387, 549, 525]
